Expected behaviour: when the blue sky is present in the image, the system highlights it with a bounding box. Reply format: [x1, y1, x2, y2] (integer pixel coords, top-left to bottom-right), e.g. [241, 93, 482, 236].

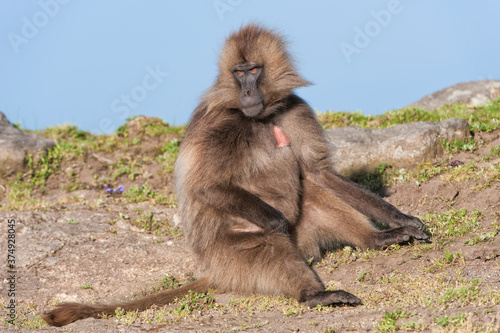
[1, 1, 499, 134]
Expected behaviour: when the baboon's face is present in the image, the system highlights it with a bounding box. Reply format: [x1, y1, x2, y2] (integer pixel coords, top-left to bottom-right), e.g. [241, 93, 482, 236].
[233, 63, 264, 117]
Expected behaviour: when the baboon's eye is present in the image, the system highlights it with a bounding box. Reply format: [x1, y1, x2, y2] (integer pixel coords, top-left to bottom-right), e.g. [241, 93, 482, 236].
[250, 68, 258, 74]
[236, 70, 244, 76]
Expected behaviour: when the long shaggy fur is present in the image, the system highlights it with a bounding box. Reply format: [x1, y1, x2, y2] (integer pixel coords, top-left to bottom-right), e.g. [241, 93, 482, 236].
[175, 23, 427, 302]
[42, 277, 209, 326]
[42, 24, 427, 327]
[206, 24, 310, 114]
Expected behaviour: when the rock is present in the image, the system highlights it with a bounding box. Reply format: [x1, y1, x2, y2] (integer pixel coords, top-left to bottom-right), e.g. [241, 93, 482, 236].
[327, 118, 470, 177]
[0, 111, 55, 175]
[409, 80, 500, 110]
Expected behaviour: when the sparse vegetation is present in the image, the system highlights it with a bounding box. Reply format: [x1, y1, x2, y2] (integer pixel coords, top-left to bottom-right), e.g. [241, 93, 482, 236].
[318, 98, 500, 132]
[170, 291, 217, 320]
[2, 100, 500, 331]
[441, 138, 477, 154]
[425, 208, 483, 244]
[375, 309, 411, 332]
[152, 274, 181, 292]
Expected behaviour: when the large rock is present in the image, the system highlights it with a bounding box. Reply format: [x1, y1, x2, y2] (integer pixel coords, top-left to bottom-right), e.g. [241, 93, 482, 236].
[409, 80, 500, 110]
[327, 118, 470, 177]
[0, 112, 55, 175]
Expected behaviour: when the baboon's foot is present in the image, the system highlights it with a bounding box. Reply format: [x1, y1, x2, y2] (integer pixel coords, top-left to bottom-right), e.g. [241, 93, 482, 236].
[374, 226, 429, 248]
[301, 290, 362, 308]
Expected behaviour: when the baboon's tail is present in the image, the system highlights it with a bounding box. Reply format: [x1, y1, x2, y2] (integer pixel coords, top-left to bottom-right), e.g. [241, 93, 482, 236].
[42, 276, 211, 327]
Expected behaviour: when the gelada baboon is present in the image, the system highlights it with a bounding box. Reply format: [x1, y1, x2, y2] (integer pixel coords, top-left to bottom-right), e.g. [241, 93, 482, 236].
[42, 24, 428, 326]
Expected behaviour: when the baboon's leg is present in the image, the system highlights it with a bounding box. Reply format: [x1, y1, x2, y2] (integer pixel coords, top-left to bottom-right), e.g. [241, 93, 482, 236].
[292, 180, 428, 259]
[204, 227, 360, 307]
[311, 170, 426, 231]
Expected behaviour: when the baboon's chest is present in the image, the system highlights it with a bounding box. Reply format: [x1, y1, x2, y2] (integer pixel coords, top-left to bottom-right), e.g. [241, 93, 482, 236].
[237, 125, 301, 222]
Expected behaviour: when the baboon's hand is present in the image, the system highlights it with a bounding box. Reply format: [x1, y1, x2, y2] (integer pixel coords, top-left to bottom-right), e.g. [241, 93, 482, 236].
[402, 214, 427, 231]
[373, 226, 429, 248]
[387, 213, 428, 231]
[405, 226, 430, 243]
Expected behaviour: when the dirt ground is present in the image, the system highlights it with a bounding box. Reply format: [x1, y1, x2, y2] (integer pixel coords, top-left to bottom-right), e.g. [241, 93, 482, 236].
[0, 126, 499, 332]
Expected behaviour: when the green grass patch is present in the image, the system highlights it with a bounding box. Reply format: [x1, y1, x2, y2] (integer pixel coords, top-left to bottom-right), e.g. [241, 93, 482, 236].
[317, 98, 500, 132]
[375, 309, 411, 333]
[116, 116, 183, 138]
[359, 270, 499, 309]
[152, 274, 181, 292]
[426, 250, 464, 273]
[25, 145, 63, 187]
[441, 138, 477, 154]
[435, 313, 467, 328]
[424, 208, 483, 245]
[170, 291, 217, 320]
[156, 138, 180, 174]
[464, 231, 498, 245]
[124, 183, 157, 203]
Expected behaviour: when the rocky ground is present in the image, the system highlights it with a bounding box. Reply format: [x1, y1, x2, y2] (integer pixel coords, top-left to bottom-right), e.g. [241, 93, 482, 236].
[0, 113, 499, 332]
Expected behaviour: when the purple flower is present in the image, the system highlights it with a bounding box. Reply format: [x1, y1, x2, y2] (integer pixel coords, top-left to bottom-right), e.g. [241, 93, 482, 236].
[117, 186, 125, 193]
[106, 188, 112, 193]
[113, 189, 118, 193]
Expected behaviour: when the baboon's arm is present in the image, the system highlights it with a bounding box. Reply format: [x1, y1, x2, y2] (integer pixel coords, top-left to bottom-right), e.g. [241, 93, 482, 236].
[282, 101, 422, 227]
[198, 184, 288, 233]
[312, 169, 416, 225]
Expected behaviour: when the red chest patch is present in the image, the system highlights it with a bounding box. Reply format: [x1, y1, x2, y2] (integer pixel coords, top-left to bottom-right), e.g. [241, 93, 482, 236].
[273, 126, 290, 148]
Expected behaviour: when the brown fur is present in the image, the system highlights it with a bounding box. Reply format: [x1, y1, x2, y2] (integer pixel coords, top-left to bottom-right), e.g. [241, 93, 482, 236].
[42, 276, 209, 326]
[175, 23, 427, 303]
[42, 24, 428, 326]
